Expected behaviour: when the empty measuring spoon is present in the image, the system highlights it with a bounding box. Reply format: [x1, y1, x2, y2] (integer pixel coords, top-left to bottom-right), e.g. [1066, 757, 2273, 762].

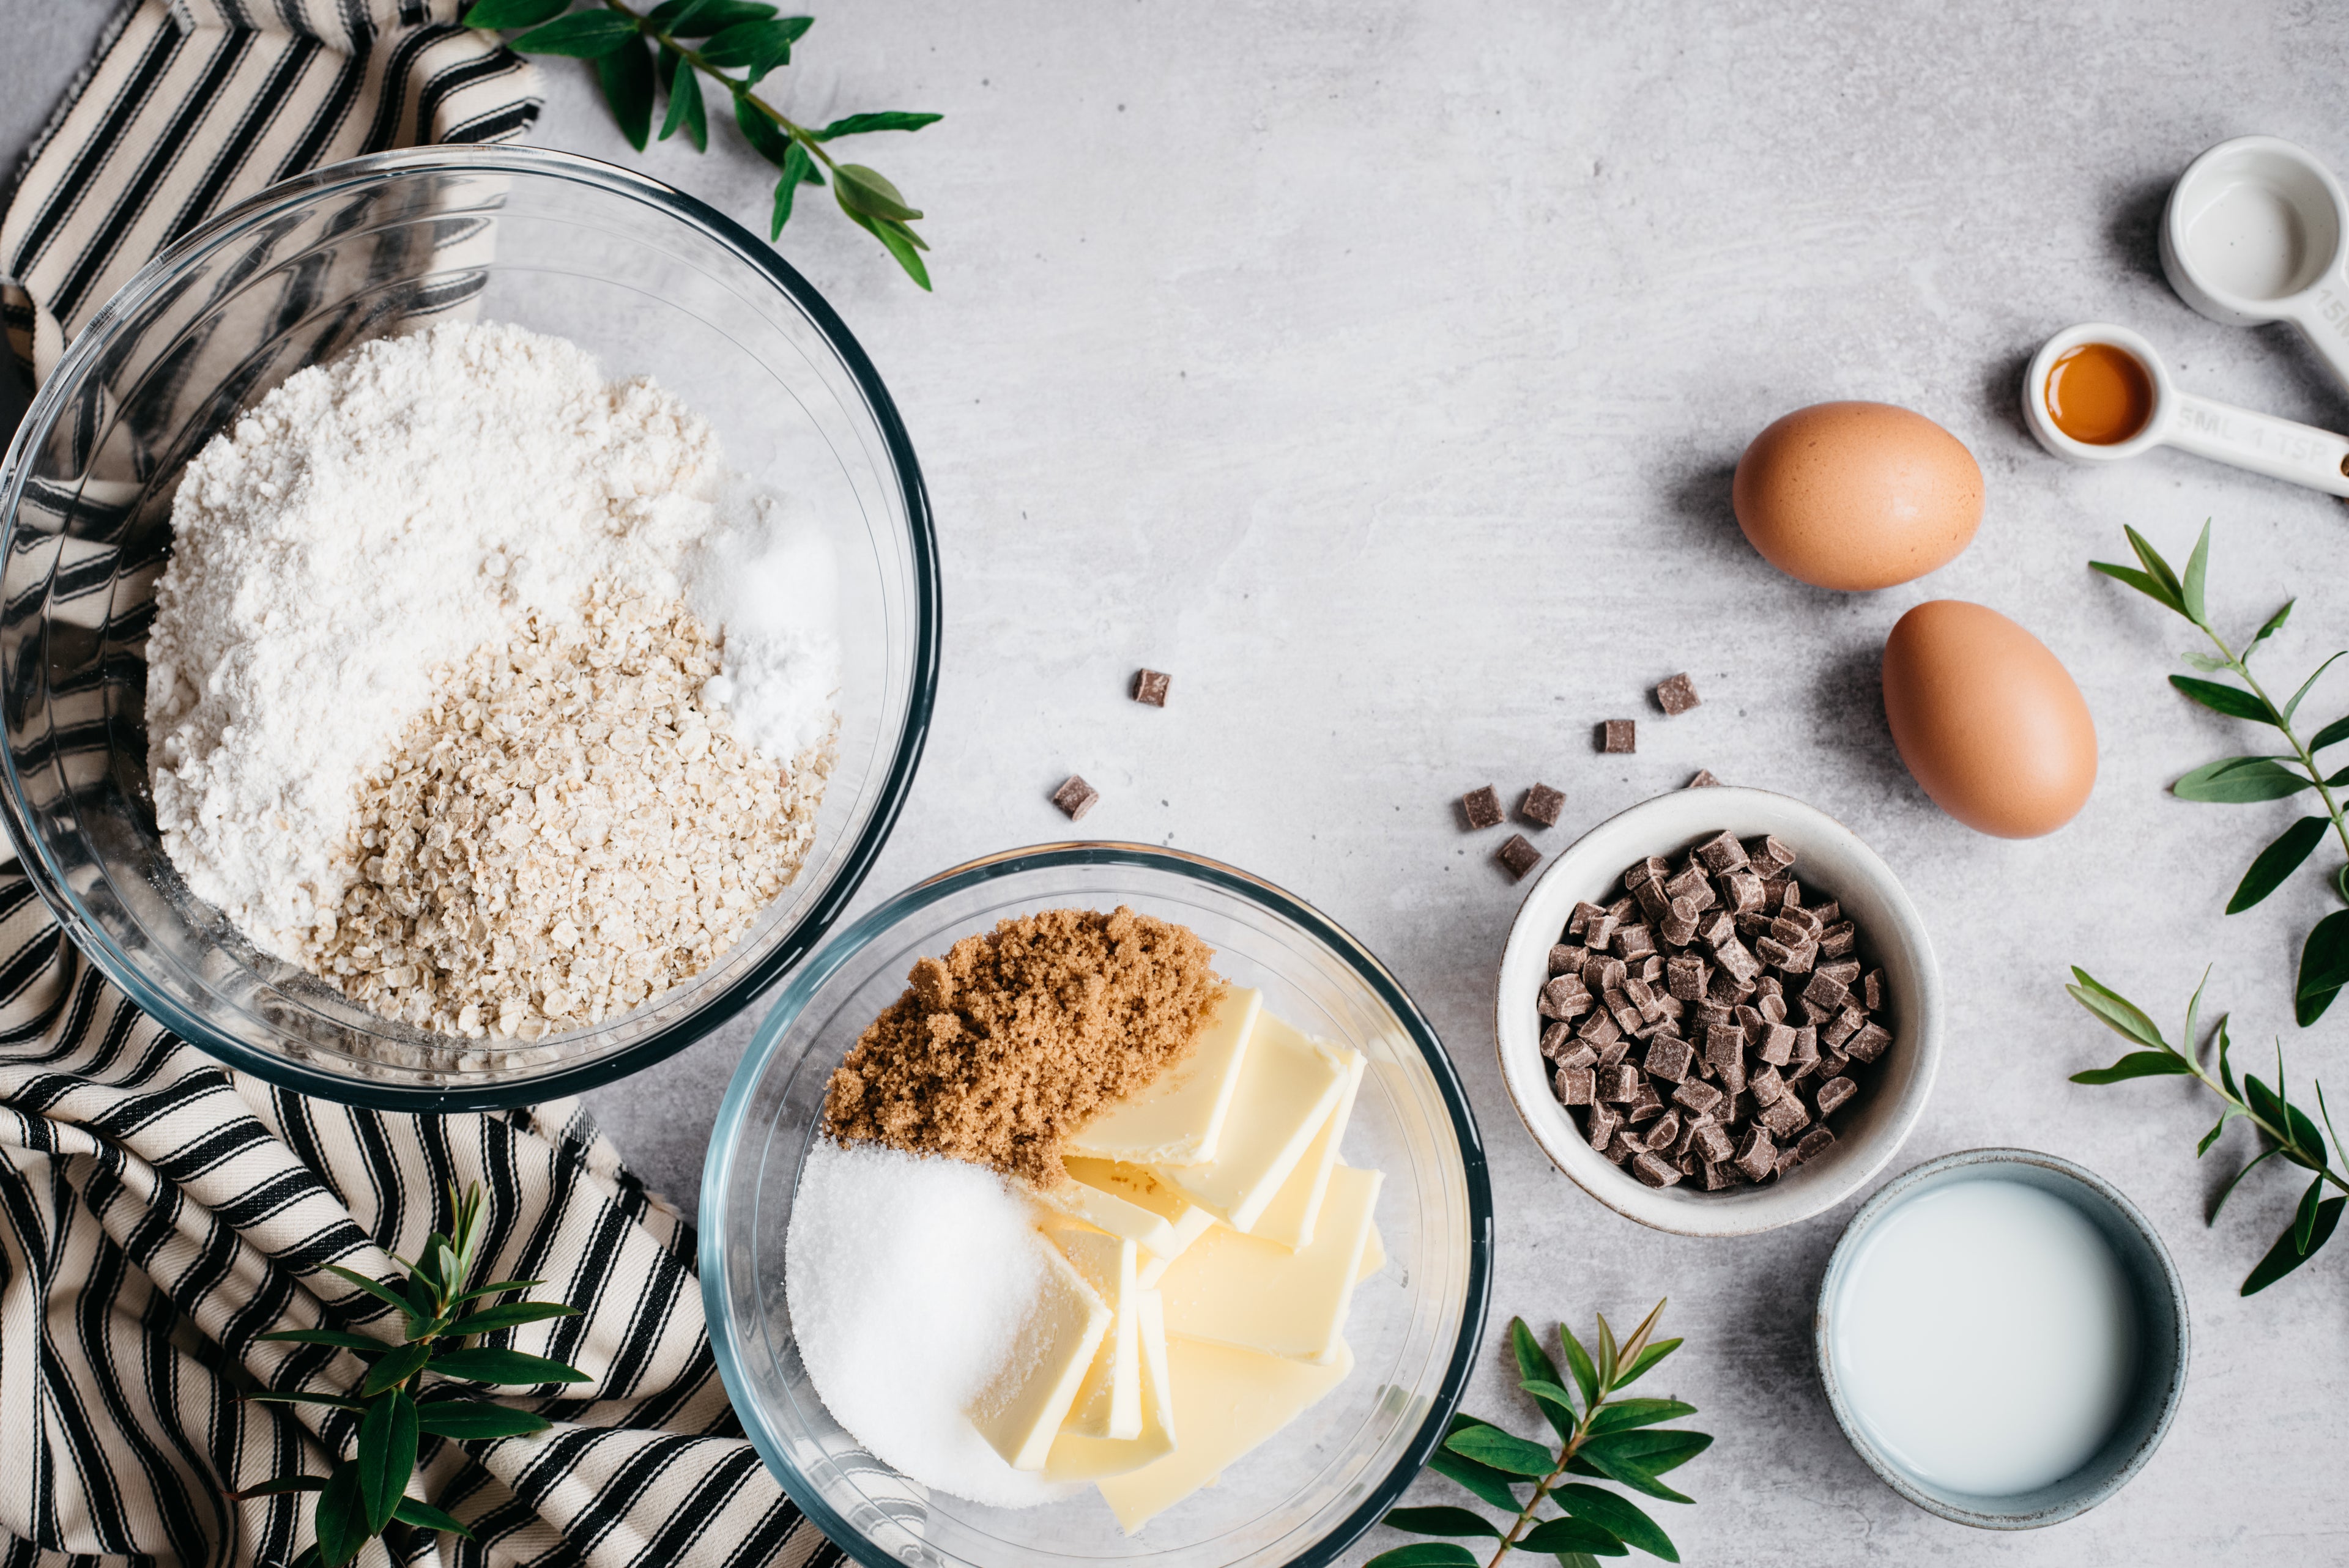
[2022, 322, 2349, 497]
[2162, 135, 2349, 393]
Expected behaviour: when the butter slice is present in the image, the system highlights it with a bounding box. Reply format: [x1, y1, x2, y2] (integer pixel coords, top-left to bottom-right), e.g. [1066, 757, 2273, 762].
[1067, 987, 1261, 1166]
[1134, 1205, 1216, 1290]
[1159, 1165, 1381, 1363]
[1248, 1045, 1365, 1249]
[967, 1240, 1112, 1470]
[1094, 1336, 1355, 1533]
[1045, 1290, 1176, 1482]
[1356, 1220, 1386, 1283]
[1055, 1158, 1212, 1263]
[1159, 1016, 1358, 1233]
[1045, 1219, 1141, 1440]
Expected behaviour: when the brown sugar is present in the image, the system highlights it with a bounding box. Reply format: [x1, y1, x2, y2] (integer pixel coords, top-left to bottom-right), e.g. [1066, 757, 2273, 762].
[823, 906, 1223, 1185]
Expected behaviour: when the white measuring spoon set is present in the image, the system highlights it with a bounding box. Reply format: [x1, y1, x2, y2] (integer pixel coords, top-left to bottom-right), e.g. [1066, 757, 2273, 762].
[2025, 135, 2349, 498]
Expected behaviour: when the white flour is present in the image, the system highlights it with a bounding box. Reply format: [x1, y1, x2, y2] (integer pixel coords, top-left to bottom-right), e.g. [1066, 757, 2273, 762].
[147, 320, 839, 958]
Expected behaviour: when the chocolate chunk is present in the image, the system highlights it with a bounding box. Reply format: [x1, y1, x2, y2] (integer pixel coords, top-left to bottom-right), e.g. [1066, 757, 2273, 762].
[1819, 958, 1861, 986]
[1631, 1151, 1683, 1188]
[1819, 922, 1857, 958]
[1772, 909, 1822, 945]
[1548, 944, 1583, 975]
[1052, 775, 1099, 820]
[1665, 953, 1708, 1001]
[1779, 879, 1803, 911]
[1803, 971, 1850, 1013]
[1540, 1021, 1576, 1059]
[1554, 1065, 1595, 1106]
[1733, 1128, 1778, 1182]
[1556, 1041, 1599, 1071]
[1538, 975, 1589, 1018]
[1131, 668, 1171, 706]
[1646, 1109, 1683, 1150]
[1624, 974, 1669, 1024]
[1601, 1065, 1641, 1102]
[1597, 1039, 1632, 1069]
[1694, 907, 1735, 948]
[1583, 909, 1620, 951]
[1693, 1120, 1736, 1164]
[1627, 1079, 1666, 1123]
[1601, 719, 1637, 753]
[1721, 868, 1767, 913]
[1567, 901, 1608, 937]
[1750, 1063, 1789, 1106]
[1757, 1095, 1811, 1137]
[1460, 785, 1503, 830]
[1520, 783, 1565, 827]
[1575, 1007, 1622, 1047]
[1773, 1145, 1807, 1178]
[1810, 900, 1842, 927]
[1584, 955, 1628, 994]
[1814, 1075, 1857, 1117]
[1686, 769, 1723, 788]
[1846, 1021, 1893, 1064]
[1714, 937, 1762, 985]
[1744, 835, 1796, 878]
[1694, 830, 1749, 874]
[1497, 834, 1542, 879]
[1756, 1021, 1797, 1066]
[1585, 1102, 1622, 1150]
[1757, 987, 1788, 1021]
[1616, 920, 1660, 959]
[1654, 671, 1702, 716]
[1644, 1035, 1696, 1083]
[1795, 1127, 1836, 1163]
[1824, 1007, 1865, 1049]
[1605, 987, 1642, 1033]
[1816, 1046, 1852, 1081]
[1631, 878, 1674, 923]
[1658, 898, 1699, 947]
[1700, 1158, 1740, 1188]
[1606, 1131, 1642, 1165]
[1623, 855, 1671, 890]
[1705, 966, 1755, 1006]
[1863, 968, 1885, 1011]
[1672, 1078, 1726, 1118]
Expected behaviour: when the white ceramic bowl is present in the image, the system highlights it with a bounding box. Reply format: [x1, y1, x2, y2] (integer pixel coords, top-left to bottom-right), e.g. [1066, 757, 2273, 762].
[1494, 787, 1943, 1236]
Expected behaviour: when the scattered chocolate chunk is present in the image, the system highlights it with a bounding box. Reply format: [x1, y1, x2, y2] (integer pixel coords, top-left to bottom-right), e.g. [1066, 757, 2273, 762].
[1601, 1065, 1641, 1103]
[1795, 1127, 1836, 1164]
[1521, 783, 1565, 827]
[1497, 834, 1542, 880]
[1548, 944, 1584, 975]
[1734, 1128, 1778, 1182]
[1631, 1151, 1683, 1188]
[1052, 775, 1099, 820]
[1686, 769, 1723, 788]
[1814, 1075, 1857, 1117]
[1596, 1038, 1631, 1069]
[1672, 1078, 1726, 1118]
[1461, 785, 1504, 830]
[1822, 1007, 1863, 1050]
[1756, 1021, 1796, 1067]
[1863, 968, 1885, 1011]
[1539, 975, 1590, 1019]
[1601, 719, 1637, 753]
[1540, 1021, 1575, 1058]
[1644, 1035, 1696, 1083]
[1846, 1021, 1893, 1063]
[1750, 1063, 1789, 1106]
[1700, 1158, 1740, 1189]
[1554, 1065, 1595, 1106]
[1131, 668, 1171, 706]
[1745, 835, 1796, 878]
[1627, 1080, 1666, 1123]
[1757, 1095, 1811, 1137]
[1556, 1041, 1598, 1071]
[1803, 970, 1850, 1013]
[1694, 830, 1750, 874]
[1819, 922, 1857, 959]
[1605, 1131, 1642, 1165]
[1585, 1102, 1622, 1151]
[1577, 1008, 1623, 1048]
[1655, 671, 1701, 716]
[1647, 1109, 1682, 1152]
[1693, 1120, 1735, 1164]
[1773, 1144, 1807, 1178]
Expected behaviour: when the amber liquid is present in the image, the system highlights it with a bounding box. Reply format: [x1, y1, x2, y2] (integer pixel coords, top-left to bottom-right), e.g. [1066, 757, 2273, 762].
[2044, 342, 2154, 445]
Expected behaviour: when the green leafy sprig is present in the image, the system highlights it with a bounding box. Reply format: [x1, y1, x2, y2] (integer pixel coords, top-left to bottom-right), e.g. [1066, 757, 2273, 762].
[2068, 968, 2346, 1295]
[462, 0, 941, 289]
[236, 1183, 589, 1567]
[2091, 522, 2349, 1023]
[1370, 1303, 1710, 1567]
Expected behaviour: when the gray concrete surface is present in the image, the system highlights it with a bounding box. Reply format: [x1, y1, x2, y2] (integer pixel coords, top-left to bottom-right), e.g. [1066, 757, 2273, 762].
[7, 2, 2347, 1561]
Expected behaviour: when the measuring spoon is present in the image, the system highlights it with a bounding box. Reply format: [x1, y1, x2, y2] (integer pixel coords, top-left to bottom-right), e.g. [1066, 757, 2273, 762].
[2022, 322, 2349, 497]
[2162, 135, 2349, 394]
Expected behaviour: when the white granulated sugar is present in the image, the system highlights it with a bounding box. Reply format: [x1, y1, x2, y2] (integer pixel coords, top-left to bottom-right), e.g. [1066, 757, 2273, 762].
[785, 1139, 1074, 1509]
[690, 486, 842, 761]
[145, 320, 837, 963]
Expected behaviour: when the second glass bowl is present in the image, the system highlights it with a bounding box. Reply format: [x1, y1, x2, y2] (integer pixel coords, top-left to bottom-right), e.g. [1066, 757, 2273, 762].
[702, 843, 1493, 1568]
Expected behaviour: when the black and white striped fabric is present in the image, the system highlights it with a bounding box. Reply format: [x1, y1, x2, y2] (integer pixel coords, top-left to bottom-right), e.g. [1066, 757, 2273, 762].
[0, 6, 842, 1564]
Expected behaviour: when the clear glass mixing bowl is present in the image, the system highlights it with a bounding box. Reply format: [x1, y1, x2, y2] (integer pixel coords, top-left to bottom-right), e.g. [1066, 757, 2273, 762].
[702, 842, 1494, 1568]
[0, 147, 937, 1108]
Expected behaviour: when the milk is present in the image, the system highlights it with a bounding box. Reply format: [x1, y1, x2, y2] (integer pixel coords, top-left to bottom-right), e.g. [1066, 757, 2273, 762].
[1830, 1177, 2140, 1497]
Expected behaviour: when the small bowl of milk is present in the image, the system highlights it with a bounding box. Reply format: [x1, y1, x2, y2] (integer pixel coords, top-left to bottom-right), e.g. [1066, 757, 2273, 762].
[1814, 1148, 2189, 1528]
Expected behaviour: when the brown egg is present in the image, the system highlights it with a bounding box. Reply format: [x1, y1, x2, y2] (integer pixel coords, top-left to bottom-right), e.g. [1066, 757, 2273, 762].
[1732, 402, 1983, 590]
[1881, 601, 2097, 838]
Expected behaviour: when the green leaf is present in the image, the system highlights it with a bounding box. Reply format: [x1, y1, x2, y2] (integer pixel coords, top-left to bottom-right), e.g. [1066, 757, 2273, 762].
[510, 10, 639, 54]
[452, 1279, 545, 1304]
[2172, 756, 2313, 802]
[2069, 1051, 2191, 1085]
[699, 18, 800, 79]
[2308, 714, 2349, 751]
[1613, 1337, 1681, 1390]
[771, 141, 817, 237]
[447, 1302, 580, 1337]
[228, 1476, 327, 1498]
[2284, 651, 2348, 722]
[1428, 1416, 1526, 1511]
[833, 163, 921, 221]
[324, 1265, 426, 1332]
[362, 1341, 433, 1397]
[2090, 560, 2186, 615]
[1520, 1517, 1628, 1556]
[2296, 910, 2349, 1025]
[2210, 1145, 2280, 1224]
[289, 1547, 323, 1568]
[2255, 598, 2296, 648]
[393, 1495, 475, 1538]
[1382, 1506, 1502, 1538]
[841, 204, 932, 289]
[815, 110, 944, 139]
[429, 1347, 592, 1386]
[314, 1465, 368, 1568]
[1556, 1484, 1680, 1561]
[246, 1389, 366, 1411]
[656, 0, 782, 32]
[1444, 1424, 1558, 1477]
[2228, 816, 2331, 913]
[2197, 1109, 2236, 1156]
[413, 1400, 554, 1440]
[1565, 1453, 1693, 1506]
[1512, 1318, 1576, 1438]
[595, 35, 657, 150]
[358, 1390, 418, 1533]
[2180, 521, 2211, 623]
[1594, 1314, 1619, 1390]
[1362, 1547, 1481, 1568]
[1557, 1326, 1599, 1408]
[2169, 675, 2275, 724]
[733, 95, 796, 169]
[2063, 971, 2165, 1048]
[2243, 1197, 2344, 1294]
[1578, 1429, 1713, 1478]
[2182, 650, 2231, 672]
[2293, 1172, 2327, 1253]
[2126, 525, 2186, 606]
[462, 0, 571, 28]
[1520, 1378, 1583, 1437]
[659, 57, 707, 149]
[2216, 1016, 2240, 1098]
[258, 1329, 387, 1354]
[1585, 1399, 1698, 1436]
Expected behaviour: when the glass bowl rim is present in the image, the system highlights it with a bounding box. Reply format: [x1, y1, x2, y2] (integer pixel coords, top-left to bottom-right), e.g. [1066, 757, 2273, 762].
[699, 838, 1496, 1568]
[0, 144, 941, 1111]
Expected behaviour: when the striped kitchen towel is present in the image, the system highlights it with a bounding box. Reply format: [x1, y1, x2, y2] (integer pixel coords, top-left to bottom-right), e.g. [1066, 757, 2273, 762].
[0, 7, 844, 1566]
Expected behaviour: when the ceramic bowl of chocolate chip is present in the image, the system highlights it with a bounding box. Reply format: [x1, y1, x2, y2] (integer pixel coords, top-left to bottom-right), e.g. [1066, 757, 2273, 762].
[1494, 787, 1944, 1237]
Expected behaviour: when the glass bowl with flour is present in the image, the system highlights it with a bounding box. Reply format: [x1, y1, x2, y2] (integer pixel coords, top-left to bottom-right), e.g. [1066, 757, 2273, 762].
[0, 148, 938, 1107]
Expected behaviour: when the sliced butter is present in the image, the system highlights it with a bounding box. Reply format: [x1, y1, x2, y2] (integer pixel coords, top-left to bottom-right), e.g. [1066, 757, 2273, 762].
[1159, 1164, 1381, 1363]
[1134, 1205, 1216, 1290]
[1045, 1218, 1141, 1441]
[1248, 1045, 1365, 1249]
[1158, 1016, 1358, 1233]
[1356, 1219, 1386, 1283]
[966, 1240, 1111, 1471]
[1045, 1290, 1176, 1482]
[1052, 1158, 1212, 1262]
[1094, 1336, 1355, 1534]
[1067, 987, 1261, 1167]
